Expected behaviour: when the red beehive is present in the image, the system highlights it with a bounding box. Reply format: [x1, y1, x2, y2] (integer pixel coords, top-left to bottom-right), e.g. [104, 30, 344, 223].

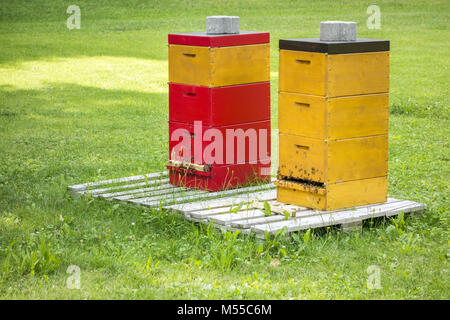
[167, 24, 271, 191]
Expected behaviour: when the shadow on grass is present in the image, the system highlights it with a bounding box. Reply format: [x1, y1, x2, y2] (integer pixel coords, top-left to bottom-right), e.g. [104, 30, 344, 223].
[0, 83, 168, 203]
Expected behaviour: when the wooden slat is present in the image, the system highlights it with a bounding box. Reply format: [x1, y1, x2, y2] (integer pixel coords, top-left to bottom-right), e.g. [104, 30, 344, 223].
[99, 183, 175, 199]
[189, 199, 279, 219]
[127, 188, 207, 205]
[252, 200, 425, 235]
[208, 209, 266, 225]
[189, 206, 247, 219]
[168, 189, 277, 215]
[137, 186, 272, 206]
[84, 178, 170, 196]
[229, 200, 380, 229]
[385, 202, 426, 217]
[251, 200, 309, 217]
[134, 183, 275, 208]
[256, 201, 410, 232]
[68, 171, 168, 192]
[263, 197, 403, 220]
[114, 185, 195, 201]
[190, 197, 415, 228]
[231, 215, 288, 229]
[156, 188, 275, 210]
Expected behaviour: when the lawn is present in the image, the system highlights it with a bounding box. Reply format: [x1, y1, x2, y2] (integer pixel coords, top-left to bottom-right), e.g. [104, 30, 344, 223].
[0, 0, 448, 299]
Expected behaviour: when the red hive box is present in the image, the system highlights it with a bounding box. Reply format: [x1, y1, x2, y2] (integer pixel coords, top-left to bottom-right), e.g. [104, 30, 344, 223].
[167, 31, 271, 191]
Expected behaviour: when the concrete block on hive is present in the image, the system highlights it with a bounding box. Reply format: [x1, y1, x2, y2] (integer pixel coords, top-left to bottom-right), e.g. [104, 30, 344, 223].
[206, 16, 240, 34]
[320, 21, 357, 41]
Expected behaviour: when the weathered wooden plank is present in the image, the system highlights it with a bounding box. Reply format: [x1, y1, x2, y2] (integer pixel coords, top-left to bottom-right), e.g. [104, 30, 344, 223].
[132, 180, 275, 206]
[127, 188, 207, 206]
[189, 200, 278, 219]
[252, 200, 425, 235]
[231, 215, 288, 229]
[251, 200, 310, 217]
[163, 190, 275, 211]
[80, 178, 169, 196]
[261, 197, 403, 220]
[385, 202, 426, 217]
[68, 171, 168, 192]
[208, 209, 266, 225]
[255, 200, 415, 234]
[168, 189, 277, 215]
[197, 198, 407, 228]
[99, 183, 175, 199]
[114, 188, 192, 201]
[135, 183, 275, 209]
[190, 206, 246, 219]
[113, 185, 196, 201]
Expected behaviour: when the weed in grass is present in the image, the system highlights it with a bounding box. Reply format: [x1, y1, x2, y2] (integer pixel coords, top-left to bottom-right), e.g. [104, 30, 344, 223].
[144, 255, 160, 275]
[1, 236, 61, 279]
[263, 201, 272, 217]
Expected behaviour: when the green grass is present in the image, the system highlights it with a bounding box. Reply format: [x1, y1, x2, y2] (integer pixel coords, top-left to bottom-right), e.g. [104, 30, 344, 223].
[0, 0, 449, 299]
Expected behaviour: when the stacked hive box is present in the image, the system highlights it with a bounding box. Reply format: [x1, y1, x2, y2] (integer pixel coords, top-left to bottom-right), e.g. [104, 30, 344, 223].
[167, 19, 271, 191]
[275, 25, 390, 210]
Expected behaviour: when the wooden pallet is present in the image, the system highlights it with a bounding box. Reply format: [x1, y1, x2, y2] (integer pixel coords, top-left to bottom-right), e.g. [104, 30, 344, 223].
[68, 171, 427, 238]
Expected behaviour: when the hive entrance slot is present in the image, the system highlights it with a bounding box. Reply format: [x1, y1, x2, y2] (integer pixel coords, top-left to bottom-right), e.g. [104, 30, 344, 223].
[294, 102, 310, 108]
[295, 59, 310, 65]
[295, 144, 309, 150]
[183, 53, 196, 58]
[278, 175, 325, 188]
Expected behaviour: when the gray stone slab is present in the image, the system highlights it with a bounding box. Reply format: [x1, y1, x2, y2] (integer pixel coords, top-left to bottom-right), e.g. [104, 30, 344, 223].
[320, 21, 357, 41]
[206, 16, 240, 34]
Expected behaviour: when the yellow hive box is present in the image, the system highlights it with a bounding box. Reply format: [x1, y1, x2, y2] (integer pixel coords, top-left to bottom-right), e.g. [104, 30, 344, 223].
[276, 38, 390, 210]
[278, 92, 389, 139]
[169, 44, 270, 87]
[279, 50, 389, 97]
[275, 176, 388, 211]
[278, 133, 388, 184]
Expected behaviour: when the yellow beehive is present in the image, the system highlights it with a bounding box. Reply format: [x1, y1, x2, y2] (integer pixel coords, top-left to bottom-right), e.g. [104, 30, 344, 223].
[169, 44, 270, 87]
[276, 37, 390, 210]
[275, 176, 388, 211]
